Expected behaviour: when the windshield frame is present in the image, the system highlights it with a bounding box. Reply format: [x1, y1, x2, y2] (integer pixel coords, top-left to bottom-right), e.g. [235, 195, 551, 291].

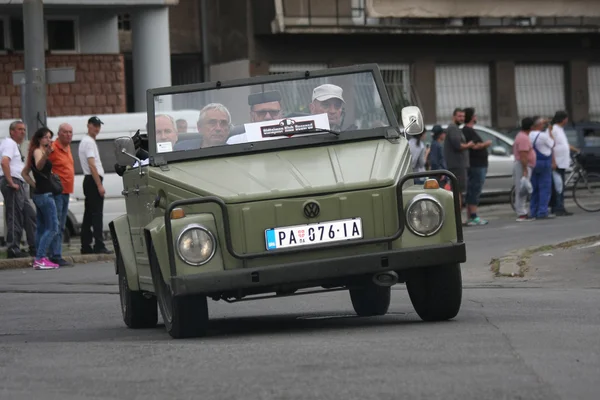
[145, 63, 400, 166]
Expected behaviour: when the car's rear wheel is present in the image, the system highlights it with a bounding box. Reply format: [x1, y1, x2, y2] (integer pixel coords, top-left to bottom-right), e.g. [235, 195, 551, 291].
[406, 263, 462, 321]
[149, 245, 209, 339]
[349, 282, 391, 316]
[117, 251, 158, 329]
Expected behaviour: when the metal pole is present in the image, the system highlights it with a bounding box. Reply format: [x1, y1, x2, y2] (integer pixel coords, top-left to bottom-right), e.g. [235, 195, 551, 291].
[200, 0, 210, 83]
[23, 0, 47, 139]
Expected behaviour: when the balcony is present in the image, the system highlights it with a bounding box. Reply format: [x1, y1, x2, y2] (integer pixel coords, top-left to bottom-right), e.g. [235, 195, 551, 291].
[271, 0, 600, 34]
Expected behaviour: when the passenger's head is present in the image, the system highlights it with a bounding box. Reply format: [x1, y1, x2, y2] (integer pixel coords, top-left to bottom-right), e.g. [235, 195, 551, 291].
[176, 119, 188, 133]
[248, 91, 283, 122]
[452, 108, 465, 125]
[197, 103, 232, 148]
[521, 117, 535, 133]
[8, 120, 26, 144]
[57, 123, 73, 146]
[155, 114, 178, 147]
[309, 84, 345, 128]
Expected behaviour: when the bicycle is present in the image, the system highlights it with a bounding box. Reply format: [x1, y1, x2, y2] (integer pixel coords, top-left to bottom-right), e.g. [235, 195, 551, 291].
[510, 152, 600, 212]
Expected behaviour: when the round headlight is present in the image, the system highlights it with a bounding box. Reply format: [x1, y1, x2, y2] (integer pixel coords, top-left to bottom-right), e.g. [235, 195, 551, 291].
[176, 224, 216, 266]
[406, 194, 444, 237]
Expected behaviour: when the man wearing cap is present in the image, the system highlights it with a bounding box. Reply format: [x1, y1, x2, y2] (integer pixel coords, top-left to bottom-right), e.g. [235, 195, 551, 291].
[309, 84, 356, 132]
[78, 116, 112, 255]
[227, 91, 283, 145]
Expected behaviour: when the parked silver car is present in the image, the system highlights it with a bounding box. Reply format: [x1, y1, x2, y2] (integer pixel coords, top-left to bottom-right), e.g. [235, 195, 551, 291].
[422, 124, 515, 197]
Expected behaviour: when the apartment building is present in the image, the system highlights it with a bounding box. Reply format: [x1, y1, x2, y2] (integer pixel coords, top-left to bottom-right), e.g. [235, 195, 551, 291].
[201, 0, 600, 129]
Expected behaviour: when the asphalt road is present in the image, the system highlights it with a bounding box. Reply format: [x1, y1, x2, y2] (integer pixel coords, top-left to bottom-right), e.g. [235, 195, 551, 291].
[1, 204, 599, 400]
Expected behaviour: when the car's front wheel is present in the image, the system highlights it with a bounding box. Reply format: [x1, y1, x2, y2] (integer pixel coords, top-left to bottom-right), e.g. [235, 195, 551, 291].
[406, 263, 462, 321]
[149, 245, 209, 339]
[349, 282, 391, 316]
[117, 252, 158, 329]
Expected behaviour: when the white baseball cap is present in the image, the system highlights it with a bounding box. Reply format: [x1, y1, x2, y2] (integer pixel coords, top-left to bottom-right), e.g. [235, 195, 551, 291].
[312, 84, 345, 103]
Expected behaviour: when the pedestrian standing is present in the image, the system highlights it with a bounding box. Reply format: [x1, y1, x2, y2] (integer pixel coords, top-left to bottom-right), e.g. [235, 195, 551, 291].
[48, 123, 75, 266]
[549, 111, 579, 216]
[513, 118, 536, 222]
[409, 131, 428, 184]
[462, 108, 491, 226]
[529, 117, 555, 220]
[23, 127, 60, 270]
[0, 121, 37, 258]
[78, 116, 113, 255]
[443, 108, 474, 223]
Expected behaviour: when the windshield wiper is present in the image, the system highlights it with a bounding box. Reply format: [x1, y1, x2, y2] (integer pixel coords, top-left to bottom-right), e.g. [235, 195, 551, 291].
[272, 128, 340, 137]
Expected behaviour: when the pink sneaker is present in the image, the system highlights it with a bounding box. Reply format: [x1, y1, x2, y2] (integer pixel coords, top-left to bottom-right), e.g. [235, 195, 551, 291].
[33, 257, 60, 270]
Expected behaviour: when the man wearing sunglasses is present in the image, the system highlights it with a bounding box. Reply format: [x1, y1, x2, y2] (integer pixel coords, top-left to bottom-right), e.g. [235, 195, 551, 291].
[227, 91, 283, 145]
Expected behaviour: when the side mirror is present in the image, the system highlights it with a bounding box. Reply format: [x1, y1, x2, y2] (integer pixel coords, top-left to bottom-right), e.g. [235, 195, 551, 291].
[491, 146, 508, 156]
[114, 136, 144, 176]
[400, 106, 424, 135]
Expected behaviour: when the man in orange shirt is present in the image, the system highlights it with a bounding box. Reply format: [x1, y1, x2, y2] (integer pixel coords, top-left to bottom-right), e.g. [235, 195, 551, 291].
[48, 123, 75, 266]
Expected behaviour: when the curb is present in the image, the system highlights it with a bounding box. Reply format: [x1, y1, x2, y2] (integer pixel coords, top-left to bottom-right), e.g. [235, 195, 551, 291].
[490, 234, 600, 278]
[0, 253, 115, 271]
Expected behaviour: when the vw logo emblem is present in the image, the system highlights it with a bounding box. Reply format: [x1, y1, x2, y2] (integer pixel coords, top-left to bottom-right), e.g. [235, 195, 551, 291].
[303, 201, 320, 218]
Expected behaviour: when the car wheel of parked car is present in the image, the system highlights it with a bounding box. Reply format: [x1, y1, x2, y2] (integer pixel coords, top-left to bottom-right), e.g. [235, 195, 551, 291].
[406, 264, 462, 321]
[149, 245, 209, 339]
[117, 251, 158, 329]
[349, 282, 391, 316]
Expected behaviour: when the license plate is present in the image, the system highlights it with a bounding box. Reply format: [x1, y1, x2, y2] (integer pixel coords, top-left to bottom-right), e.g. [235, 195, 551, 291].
[265, 218, 363, 250]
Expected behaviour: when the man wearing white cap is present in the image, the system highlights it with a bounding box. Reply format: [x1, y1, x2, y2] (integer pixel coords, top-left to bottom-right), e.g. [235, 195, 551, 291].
[309, 84, 351, 131]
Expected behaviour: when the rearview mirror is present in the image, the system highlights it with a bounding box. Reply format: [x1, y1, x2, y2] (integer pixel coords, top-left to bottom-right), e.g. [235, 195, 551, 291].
[491, 146, 508, 156]
[401, 106, 424, 135]
[114, 136, 144, 176]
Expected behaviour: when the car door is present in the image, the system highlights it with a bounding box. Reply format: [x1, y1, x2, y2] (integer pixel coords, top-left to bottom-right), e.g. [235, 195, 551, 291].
[474, 128, 514, 195]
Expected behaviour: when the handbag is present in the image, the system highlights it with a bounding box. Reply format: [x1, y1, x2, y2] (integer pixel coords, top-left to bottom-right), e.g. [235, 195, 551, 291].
[40, 170, 64, 195]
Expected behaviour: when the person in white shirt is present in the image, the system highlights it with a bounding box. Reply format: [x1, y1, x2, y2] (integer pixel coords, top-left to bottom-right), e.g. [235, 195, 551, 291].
[0, 121, 37, 258]
[528, 117, 555, 219]
[549, 111, 579, 216]
[78, 116, 113, 255]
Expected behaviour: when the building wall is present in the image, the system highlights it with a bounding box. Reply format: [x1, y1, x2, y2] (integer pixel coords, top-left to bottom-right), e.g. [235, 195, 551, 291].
[0, 54, 126, 119]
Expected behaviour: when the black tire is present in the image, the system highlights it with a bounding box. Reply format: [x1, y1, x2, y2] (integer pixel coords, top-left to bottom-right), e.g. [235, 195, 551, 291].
[572, 171, 600, 212]
[406, 263, 462, 321]
[117, 252, 158, 329]
[349, 283, 391, 316]
[149, 246, 209, 339]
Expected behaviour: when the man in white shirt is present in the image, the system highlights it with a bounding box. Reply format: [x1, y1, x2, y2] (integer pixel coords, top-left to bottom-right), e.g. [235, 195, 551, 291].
[78, 116, 113, 255]
[0, 121, 36, 258]
[549, 111, 579, 216]
[528, 117, 555, 219]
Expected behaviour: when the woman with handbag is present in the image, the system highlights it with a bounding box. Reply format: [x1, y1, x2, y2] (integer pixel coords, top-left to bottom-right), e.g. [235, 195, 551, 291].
[21, 127, 62, 269]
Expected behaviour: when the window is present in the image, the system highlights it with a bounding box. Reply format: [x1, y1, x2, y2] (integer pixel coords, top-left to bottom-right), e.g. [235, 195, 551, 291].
[71, 139, 116, 175]
[118, 14, 131, 31]
[582, 128, 600, 147]
[0, 18, 6, 51]
[46, 18, 77, 52]
[475, 129, 512, 156]
[10, 18, 24, 51]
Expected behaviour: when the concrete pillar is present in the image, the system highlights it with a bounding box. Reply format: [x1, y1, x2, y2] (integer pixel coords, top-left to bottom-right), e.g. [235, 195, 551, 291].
[411, 59, 437, 125]
[131, 7, 172, 112]
[567, 60, 589, 123]
[491, 61, 518, 129]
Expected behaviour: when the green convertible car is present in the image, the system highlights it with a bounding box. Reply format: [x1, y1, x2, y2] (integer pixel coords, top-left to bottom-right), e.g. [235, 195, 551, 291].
[109, 64, 466, 339]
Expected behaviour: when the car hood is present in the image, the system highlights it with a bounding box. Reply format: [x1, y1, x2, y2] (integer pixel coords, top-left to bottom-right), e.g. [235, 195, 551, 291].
[150, 138, 411, 204]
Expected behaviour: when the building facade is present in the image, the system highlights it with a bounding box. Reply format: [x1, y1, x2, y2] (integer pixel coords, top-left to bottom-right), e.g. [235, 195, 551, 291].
[0, 0, 177, 122]
[201, 0, 600, 129]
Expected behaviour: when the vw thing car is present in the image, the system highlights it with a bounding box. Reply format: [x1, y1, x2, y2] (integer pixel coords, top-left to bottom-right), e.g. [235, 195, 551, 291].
[109, 64, 467, 339]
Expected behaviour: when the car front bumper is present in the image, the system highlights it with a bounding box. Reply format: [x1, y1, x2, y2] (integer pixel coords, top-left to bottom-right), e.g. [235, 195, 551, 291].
[170, 241, 466, 296]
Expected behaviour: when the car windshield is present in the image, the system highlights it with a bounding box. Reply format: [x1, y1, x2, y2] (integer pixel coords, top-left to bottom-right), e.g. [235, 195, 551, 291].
[146, 66, 396, 163]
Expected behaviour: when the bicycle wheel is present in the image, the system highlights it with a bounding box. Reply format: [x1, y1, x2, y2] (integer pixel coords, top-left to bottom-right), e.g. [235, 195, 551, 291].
[510, 185, 530, 213]
[573, 172, 600, 212]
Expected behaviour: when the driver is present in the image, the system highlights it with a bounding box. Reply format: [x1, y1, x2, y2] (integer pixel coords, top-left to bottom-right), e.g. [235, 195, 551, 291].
[227, 90, 283, 145]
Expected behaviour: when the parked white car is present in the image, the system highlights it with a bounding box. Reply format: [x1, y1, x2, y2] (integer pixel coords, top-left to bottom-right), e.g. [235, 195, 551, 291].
[422, 124, 515, 197]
